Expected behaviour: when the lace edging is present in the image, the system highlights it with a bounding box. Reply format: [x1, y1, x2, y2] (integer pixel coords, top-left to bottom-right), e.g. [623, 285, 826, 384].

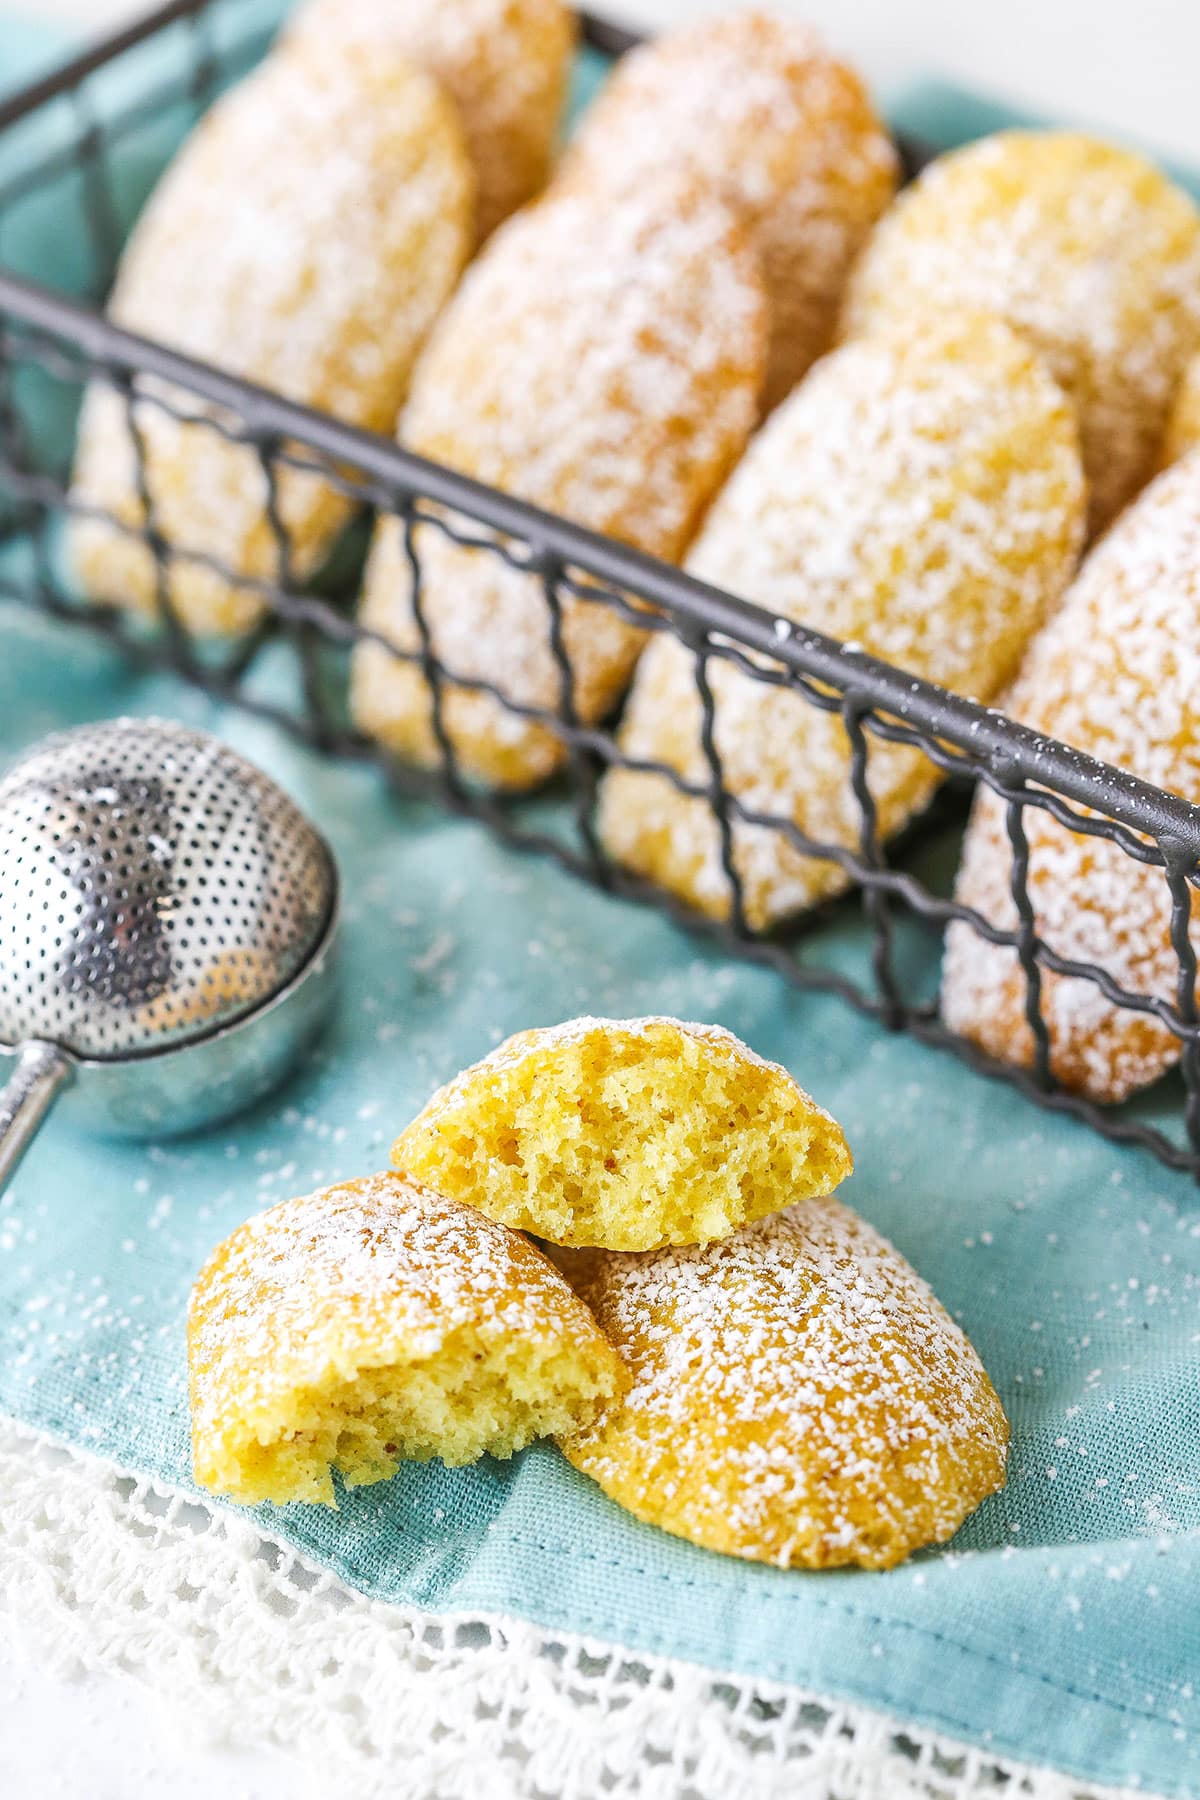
[0, 1414, 1154, 1800]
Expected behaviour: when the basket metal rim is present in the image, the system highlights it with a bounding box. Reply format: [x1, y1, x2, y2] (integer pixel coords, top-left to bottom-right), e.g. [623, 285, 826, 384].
[7, 7, 1151, 831]
[1, 259, 1197, 860]
[2, 0, 1200, 1166]
[1, 0, 1200, 1180]
[0, 3, 1189, 856]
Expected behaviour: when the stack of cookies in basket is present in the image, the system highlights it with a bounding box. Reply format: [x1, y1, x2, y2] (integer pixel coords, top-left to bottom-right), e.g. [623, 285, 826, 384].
[348, 9, 901, 787]
[70, 0, 574, 634]
[189, 1016, 1010, 1571]
[69, 3, 1200, 1105]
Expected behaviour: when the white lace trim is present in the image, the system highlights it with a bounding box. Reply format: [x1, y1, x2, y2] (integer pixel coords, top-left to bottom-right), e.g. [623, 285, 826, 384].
[0, 1414, 1154, 1800]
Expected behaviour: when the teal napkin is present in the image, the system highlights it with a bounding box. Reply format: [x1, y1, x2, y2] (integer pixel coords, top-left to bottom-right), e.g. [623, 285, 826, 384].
[1, 10, 1199, 1795]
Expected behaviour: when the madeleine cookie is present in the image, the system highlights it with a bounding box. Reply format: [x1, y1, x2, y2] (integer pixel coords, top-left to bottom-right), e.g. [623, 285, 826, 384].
[841, 131, 1200, 533]
[1161, 351, 1200, 470]
[598, 312, 1085, 930]
[287, 0, 573, 241]
[188, 1172, 623, 1505]
[391, 1016, 851, 1252]
[557, 1199, 1008, 1570]
[942, 453, 1200, 1104]
[71, 43, 473, 637]
[350, 177, 767, 789]
[562, 9, 897, 407]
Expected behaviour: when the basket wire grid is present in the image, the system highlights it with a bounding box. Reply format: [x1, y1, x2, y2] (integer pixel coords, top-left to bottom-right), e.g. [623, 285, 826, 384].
[2, 0, 1200, 1175]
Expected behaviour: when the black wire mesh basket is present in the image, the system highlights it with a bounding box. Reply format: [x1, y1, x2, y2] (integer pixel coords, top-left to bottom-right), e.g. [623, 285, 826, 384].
[3, 0, 1200, 1177]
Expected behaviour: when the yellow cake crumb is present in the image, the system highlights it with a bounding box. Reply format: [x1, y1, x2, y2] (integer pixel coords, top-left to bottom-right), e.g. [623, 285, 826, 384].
[391, 1016, 852, 1252]
[558, 1199, 1009, 1570]
[188, 1172, 624, 1505]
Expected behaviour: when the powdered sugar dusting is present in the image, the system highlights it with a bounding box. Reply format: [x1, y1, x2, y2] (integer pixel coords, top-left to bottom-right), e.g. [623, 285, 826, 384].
[287, 0, 573, 241]
[71, 41, 472, 634]
[842, 130, 1200, 532]
[351, 175, 767, 787]
[561, 1197, 1009, 1570]
[106, 44, 470, 411]
[943, 450, 1200, 1102]
[599, 312, 1085, 928]
[401, 174, 765, 529]
[188, 1170, 599, 1444]
[562, 8, 898, 406]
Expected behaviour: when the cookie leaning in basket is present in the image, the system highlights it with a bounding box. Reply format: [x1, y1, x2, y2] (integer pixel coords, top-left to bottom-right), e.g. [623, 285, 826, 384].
[188, 1172, 625, 1505]
[285, 0, 574, 242]
[841, 130, 1200, 535]
[70, 39, 473, 637]
[597, 311, 1086, 931]
[390, 1015, 852, 1251]
[942, 450, 1200, 1106]
[560, 8, 898, 409]
[555, 1200, 1009, 1570]
[349, 174, 768, 791]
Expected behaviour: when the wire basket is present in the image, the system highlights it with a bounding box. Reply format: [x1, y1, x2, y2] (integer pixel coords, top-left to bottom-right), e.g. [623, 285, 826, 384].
[2, 0, 1200, 1177]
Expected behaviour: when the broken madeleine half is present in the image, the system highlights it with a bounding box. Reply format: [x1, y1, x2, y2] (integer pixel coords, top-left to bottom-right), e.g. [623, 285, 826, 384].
[188, 1171, 624, 1505]
[391, 1015, 852, 1251]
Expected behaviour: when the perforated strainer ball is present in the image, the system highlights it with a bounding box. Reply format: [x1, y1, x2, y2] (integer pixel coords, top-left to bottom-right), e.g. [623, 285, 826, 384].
[0, 718, 338, 1187]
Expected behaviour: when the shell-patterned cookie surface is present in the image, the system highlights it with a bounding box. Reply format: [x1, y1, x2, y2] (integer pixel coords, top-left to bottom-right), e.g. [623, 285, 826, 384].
[562, 9, 898, 407]
[287, 0, 573, 241]
[71, 43, 473, 636]
[391, 1015, 852, 1251]
[841, 130, 1200, 533]
[1161, 350, 1200, 470]
[557, 1198, 1009, 1570]
[188, 1172, 624, 1505]
[598, 313, 1086, 930]
[942, 452, 1200, 1105]
[350, 177, 767, 790]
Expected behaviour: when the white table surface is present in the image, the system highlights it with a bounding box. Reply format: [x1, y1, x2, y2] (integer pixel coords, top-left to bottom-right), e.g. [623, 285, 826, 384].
[4, 2, 1197, 1796]
[0, 1645, 299, 1800]
[32, 0, 1200, 166]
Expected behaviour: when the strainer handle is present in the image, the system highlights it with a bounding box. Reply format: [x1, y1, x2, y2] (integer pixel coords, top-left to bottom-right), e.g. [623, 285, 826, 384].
[0, 1041, 72, 1196]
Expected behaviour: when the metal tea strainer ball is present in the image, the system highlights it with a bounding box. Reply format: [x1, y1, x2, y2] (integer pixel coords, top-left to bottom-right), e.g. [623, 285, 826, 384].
[0, 717, 338, 1193]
